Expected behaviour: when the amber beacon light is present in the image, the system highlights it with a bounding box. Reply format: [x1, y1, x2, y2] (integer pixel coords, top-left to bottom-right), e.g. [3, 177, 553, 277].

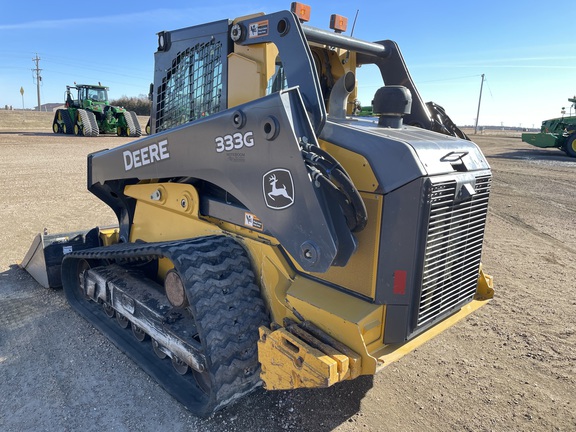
[330, 14, 348, 33]
[290, 2, 311, 22]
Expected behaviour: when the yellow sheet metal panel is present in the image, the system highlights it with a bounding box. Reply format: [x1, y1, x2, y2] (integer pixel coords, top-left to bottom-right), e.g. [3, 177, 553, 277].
[308, 192, 382, 299]
[232, 12, 264, 24]
[305, 141, 381, 298]
[240, 240, 295, 323]
[227, 54, 262, 108]
[286, 277, 385, 374]
[125, 183, 200, 218]
[228, 43, 278, 108]
[124, 183, 220, 243]
[319, 140, 378, 193]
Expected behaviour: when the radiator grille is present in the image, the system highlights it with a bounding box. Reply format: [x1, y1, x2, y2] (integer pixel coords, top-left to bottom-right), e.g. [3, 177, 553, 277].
[156, 40, 223, 133]
[416, 175, 491, 328]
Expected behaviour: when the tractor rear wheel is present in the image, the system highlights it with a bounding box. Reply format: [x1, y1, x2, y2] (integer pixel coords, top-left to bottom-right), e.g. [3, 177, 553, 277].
[564, 133, 576, 158]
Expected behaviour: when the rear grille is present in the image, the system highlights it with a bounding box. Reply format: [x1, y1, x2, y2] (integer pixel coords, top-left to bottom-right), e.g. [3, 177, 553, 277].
[416, 175, 491, 328]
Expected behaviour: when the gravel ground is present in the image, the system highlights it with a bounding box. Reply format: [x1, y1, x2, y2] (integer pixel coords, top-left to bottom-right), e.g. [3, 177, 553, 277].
[0, 119, 575, 431]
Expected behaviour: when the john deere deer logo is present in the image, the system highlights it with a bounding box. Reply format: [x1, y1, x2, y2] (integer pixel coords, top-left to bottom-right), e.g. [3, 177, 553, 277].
[263, 169, 294, 210]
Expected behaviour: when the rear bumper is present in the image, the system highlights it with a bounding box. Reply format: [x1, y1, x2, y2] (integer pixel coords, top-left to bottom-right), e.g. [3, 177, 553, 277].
[374, 295, 491, 371]
[258, 269, 493, 389]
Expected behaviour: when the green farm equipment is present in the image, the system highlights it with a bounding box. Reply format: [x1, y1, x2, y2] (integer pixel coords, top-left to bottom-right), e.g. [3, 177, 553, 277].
[52, 84, 142, 137]
[521, 96, 576, 157]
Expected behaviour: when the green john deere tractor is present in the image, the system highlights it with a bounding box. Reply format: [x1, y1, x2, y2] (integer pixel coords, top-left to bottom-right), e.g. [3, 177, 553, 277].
[521, 96, 576, 157]
[52, 84, 142, 137]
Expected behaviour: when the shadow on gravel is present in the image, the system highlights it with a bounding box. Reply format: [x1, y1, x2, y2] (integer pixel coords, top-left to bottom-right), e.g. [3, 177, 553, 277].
[0, 131, 76, 137]
[0, 131, 130, 138]
[19, 132, 64, 137]
[205, 376, 374, 431]
[0, 264, 59, 298]
[2, 264, 37, 285]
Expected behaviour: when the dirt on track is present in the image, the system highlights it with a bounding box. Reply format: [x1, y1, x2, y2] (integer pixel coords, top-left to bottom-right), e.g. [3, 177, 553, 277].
[0, 117, 575, 431]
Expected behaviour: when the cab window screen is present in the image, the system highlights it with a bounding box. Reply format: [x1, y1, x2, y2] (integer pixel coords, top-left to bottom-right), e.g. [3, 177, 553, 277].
[156, 40, 223, 132]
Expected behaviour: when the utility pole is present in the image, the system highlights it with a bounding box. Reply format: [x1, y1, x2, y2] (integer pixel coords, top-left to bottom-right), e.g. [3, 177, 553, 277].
[474, 74, 485, 135]
[32, 54, 42, 111]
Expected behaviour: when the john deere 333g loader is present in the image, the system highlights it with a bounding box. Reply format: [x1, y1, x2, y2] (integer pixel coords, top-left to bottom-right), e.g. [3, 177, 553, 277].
[23, 4, 494, 417]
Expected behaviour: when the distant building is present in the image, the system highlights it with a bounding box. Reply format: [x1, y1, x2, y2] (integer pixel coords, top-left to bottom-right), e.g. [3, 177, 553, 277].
[34, 103, 64, 112]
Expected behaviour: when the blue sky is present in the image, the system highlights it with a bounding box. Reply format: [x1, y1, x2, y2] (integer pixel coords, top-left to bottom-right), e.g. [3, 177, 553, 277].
[1, 0, 574, 127]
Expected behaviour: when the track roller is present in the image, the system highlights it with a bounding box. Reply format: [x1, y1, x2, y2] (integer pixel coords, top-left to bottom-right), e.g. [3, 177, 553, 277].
[116, 313, 129, 329]
[172, 356, 189, 375]
[132, 324, 147, 342]
[152, 339, 167, 359]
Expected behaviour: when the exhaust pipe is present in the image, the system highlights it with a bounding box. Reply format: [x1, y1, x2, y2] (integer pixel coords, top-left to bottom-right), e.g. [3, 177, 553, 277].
[328, 71, 356, 119]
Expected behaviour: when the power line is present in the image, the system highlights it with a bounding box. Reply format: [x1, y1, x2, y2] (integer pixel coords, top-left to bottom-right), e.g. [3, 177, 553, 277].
[418, 74, 482, 84]
[32, 53, 42, 111]
[474, 74, 485, 134]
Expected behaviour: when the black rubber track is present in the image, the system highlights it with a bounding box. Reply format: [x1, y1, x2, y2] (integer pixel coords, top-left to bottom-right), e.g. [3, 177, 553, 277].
[61, 235, 269, 417]
[61, 109, 74, 135]
[52, 111, 62, 133]
[86, 110, 100, 136]
[129, 111, 142, 136]
[122, 111, 137, 137]
[77, 109, 92, 136]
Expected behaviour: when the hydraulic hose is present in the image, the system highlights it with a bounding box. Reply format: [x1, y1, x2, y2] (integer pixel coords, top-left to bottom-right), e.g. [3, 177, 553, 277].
[302, 145, 368, 232]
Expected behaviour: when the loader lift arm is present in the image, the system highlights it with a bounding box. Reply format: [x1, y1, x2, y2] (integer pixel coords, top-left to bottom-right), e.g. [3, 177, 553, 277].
[89, 87, 360, 272]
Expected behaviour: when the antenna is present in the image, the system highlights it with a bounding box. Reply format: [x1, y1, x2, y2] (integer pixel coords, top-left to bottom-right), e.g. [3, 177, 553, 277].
[350, 9, 359, 37]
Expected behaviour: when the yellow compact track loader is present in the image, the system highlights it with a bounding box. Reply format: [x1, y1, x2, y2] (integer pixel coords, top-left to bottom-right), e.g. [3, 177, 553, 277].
[22, 4, 494, 417]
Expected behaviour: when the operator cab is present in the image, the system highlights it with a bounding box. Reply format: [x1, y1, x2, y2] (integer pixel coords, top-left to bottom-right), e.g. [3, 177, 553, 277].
[78, 86, 108, 104]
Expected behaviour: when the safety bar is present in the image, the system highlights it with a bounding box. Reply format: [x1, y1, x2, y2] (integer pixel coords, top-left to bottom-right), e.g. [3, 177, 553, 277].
[302, 25, 387, 57]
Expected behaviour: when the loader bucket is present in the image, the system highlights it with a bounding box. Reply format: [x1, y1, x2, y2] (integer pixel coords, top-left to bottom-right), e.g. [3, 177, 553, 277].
[20, 228, 101, 288]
